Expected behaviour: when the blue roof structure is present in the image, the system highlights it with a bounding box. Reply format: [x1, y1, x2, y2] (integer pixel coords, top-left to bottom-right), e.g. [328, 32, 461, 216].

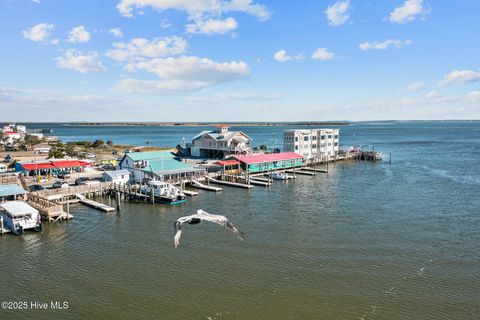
[0, 184, 27, 197]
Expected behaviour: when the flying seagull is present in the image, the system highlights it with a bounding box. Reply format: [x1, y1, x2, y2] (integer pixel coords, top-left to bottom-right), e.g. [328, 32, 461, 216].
[174, 209, 244, 248]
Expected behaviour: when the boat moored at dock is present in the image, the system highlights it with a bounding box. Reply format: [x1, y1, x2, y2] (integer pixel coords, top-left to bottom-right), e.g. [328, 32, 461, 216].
[0, 201, 42, 235]
[271, 172, 289, 180]
[139, 181, 186, 204]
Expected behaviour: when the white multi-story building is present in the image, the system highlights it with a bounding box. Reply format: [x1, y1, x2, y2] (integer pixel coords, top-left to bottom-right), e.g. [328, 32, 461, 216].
[189, 125, 252, 158]
[283, 128, 339, 162]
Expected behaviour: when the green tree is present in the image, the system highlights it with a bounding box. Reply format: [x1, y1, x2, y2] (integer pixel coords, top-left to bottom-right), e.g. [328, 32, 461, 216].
[92, 139, 105, 148]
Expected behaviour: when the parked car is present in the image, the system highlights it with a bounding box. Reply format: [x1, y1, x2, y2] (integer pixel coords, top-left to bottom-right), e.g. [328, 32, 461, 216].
[57, 172, 71, 179]
[28, 184, 45, 192]
[75, 177, 90, 185]
[52, 181, 69, 189]
[4, 155, 12, 163]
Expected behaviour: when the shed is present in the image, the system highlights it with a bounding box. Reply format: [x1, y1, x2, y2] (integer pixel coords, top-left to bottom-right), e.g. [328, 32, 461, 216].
[103, 170, 131, 184]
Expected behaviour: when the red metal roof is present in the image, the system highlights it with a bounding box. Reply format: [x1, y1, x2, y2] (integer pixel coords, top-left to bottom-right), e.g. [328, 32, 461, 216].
[233, 152, 303, 165]
[20, 160, 90, 171]
[21, 163, 55, 170]
[214, 160, 241, 166]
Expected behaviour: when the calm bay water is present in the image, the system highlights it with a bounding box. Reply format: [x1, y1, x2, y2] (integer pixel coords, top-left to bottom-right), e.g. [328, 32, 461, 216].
[1, 121, 479, 319]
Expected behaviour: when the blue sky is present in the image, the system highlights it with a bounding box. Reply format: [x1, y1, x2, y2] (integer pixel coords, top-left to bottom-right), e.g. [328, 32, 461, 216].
[0, 0, 479, 121]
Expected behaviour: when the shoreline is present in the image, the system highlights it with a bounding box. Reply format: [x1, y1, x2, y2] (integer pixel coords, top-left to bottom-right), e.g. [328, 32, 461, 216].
[62, 121, 352, 127]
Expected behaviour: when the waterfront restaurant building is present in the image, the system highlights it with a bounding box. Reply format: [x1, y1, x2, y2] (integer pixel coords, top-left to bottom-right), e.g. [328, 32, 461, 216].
[189, 125, 252, 158]
[15, 160, 91, 177]
[229, 152, 304, 174]
[118, 151, 204, 183]
[283, 128, 339, 163]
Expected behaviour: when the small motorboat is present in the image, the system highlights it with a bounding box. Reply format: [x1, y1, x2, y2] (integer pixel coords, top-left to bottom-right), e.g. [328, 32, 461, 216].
[139, 180, 186, 204]
[272, 172, 289, 180]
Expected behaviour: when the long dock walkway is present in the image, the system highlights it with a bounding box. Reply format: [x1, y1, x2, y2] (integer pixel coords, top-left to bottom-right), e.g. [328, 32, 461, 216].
[75, 194, 115, 212]
[190, 180, 222, 192]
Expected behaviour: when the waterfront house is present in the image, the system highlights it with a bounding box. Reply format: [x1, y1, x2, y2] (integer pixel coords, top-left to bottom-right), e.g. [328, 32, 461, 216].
[118, 151, 204, 183]
[229, 152, 304, 174]
[0, 184, 27, 202]
[15, 159, 90, 177]
[283, 128, 339, 163]
[189, 125, 252, 158]
[103, 170, 131, 184]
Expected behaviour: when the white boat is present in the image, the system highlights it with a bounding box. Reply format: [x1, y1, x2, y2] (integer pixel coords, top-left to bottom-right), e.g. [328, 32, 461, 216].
[272, 172, 289, 180]
[139, 181, 186, 204]
[1, 201, 42, 235]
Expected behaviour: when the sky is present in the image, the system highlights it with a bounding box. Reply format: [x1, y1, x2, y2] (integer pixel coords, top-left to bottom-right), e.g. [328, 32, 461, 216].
[0, 0, 479, 122]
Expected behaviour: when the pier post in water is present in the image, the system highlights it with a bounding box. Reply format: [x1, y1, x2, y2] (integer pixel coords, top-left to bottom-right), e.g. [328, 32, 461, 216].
[1, 215, 3, 235]
[116, 192, 121, 211]
[150, 187, 155, 204]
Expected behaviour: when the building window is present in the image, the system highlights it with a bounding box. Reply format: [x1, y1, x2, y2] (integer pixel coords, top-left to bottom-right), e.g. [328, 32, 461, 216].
[312, 144, 317, 148]
[295, 137, 298, 142]
[328, 135, 332, 139]
[321, 135, 325, 140]
[335, 135, 339, 139]
[304, 136, 309, 141]
[312, 136, 317, 140]
[295, 146, 298, 150]
[334, 142, 338, 146]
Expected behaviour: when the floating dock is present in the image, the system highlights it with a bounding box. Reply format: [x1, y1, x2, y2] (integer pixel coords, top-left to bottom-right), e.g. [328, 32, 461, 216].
[302, 167, 328, 173]
[182, 189, 199, 196]
[75, 194, 115, 212]
[248, 179, 271, 187]
[207, 177, 254, 189]
[190, 180, 222, 192]
[286, 170, 316, 176]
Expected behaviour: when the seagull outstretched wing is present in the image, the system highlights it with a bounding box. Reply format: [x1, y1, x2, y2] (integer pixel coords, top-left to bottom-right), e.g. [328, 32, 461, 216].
[173, 209, 244, 247]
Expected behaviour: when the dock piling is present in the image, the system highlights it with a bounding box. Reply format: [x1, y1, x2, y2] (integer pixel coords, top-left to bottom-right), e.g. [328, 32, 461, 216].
[150, 187, 155, 204]
[1, 215, 3, 236]
[116, 192, 121, 211]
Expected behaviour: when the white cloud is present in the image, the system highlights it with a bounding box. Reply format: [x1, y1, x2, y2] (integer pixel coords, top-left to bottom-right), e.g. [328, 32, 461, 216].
[273, 50, 302, 63]
[106, 36, 187, 62]
[51, 38, 60, 45]
[466, 91, 480, 103]
[311, 48, 335, 61]
[32, 0, 40, 4]
[56, 49, 107, 73]
[406, 82, 425, 92]
[426, 90, 441, 99]
[438, 69, 480, 86]
[359, 38, 412, 50]
[325, 1, 350, 26]
[186, 17, 238, 35]
[389, 0, 429, 24]
[109, 27, 124, 38]
[67, 26, 91, 43]
[114, 56, 250, 93]
[117, 0, 270, 20]
[22, 23, 54, 42]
